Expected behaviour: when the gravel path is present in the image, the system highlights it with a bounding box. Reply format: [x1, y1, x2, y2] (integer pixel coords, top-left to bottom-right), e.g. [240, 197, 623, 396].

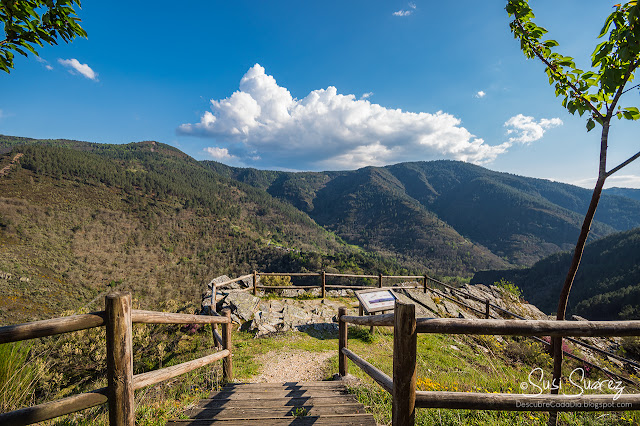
[250, 350, 335, 383]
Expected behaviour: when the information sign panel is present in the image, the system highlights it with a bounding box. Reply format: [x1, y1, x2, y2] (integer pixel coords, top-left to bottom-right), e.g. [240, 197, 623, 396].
[355, 288, 397, 313]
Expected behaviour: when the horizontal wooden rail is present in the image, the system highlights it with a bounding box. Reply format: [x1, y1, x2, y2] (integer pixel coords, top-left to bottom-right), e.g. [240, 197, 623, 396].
[415, 390, 640, 411]
[133, 349, 230, 390]
[131, 310, 230, 324]
[384, 275, 423, 280]
[342, 348, 393, 393]
[342, 314, 640, 338]
[212, 274, 253, 289]
[256, 285, 319, 290]
[415, 318, 640, 337]
[258, 272, 321, 277]
[227, 286, 253, 293]
[325, 273, 379, 278]
[0, 312, 106, 344]
[325, 284, 376, 289]
[342, 313, 394, 327]
[0, 389, 108, 426]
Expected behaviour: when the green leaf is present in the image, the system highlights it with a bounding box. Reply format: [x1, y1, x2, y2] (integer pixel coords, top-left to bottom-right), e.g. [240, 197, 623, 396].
[586, 118, 596, 132]
[623, 107, 640, 120]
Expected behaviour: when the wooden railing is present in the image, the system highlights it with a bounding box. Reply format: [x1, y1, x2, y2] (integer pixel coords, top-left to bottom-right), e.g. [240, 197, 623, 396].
[0, 292, 232, 426]
[338, 301, 640, 425]
[212, 271, 429, 300]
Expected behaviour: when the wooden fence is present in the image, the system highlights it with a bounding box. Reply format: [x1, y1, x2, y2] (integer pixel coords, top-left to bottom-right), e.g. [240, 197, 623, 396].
[0, 292, 232, 426]
[211, 271, 429, 300]
[338, 300, 640, 426]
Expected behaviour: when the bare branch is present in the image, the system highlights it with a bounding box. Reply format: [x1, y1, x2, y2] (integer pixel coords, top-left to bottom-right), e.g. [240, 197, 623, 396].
[621, 83, 640, 95]
[607, 150, 640, 177]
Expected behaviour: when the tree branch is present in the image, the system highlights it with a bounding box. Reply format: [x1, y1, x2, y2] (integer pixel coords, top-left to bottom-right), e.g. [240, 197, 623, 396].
[621, 83, 640, 95]
[607, 150, 640, 177]
[514, 19, 605, 121]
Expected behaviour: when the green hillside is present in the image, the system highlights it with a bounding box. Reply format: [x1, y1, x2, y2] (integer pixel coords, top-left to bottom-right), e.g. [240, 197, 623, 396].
[471, 227, 640, 320]
[206, 160, 640, 268]
[0, 136, 405, 324]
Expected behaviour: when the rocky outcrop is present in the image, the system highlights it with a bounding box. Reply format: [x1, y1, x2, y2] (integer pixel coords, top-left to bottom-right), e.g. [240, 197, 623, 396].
[199, 276, 560, 337]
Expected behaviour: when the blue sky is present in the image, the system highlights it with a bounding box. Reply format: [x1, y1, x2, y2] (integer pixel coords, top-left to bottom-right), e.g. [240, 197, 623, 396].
[1, 0, 639, 187]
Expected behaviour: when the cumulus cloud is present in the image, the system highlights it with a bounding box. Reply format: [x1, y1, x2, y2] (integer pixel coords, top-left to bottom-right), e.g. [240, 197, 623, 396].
[504, 114, 562, 144]
[179, 64, 510, 170]
[58, 58, 98, 81]
[204, 146, 238, 162]
[475, 91, 486, 98]
[361, 92, 374, 100]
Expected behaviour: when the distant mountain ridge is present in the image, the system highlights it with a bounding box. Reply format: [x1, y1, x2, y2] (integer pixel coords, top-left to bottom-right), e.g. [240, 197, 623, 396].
[206, 159, 640, 270]
[471, 227, 640, 320]
[3, 134, 640, 279]
[604, 187, 640, 202]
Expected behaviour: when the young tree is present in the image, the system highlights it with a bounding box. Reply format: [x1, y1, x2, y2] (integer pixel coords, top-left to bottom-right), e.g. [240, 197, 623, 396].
[1, 0, 87, 73]
[506, 1, 639, 423]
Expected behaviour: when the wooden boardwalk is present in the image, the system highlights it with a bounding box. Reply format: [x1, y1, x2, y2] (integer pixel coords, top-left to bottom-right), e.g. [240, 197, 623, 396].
[166, 381, 376, 425]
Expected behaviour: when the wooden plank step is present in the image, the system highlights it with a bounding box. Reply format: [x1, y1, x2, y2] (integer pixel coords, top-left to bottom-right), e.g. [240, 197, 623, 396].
[166, 414, 376, 425]
[187, 404, 368, 419]
[207, 389, 350, 399]
[167, 381, 375, 425]
[195, 395, 359, 409]
[221, 381, 345, 388]
[217, 383, 347, 391]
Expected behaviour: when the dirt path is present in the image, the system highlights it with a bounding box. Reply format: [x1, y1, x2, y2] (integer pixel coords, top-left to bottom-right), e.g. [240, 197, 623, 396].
[0, 153, 23, 177]
[250, 350, 335, 383]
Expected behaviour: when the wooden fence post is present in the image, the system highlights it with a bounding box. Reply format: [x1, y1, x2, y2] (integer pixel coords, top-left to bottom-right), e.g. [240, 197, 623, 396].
[105, 292, 134, 426]
[222, 309, 233, 381]
[423, 274, 428, 294]
[338, 307, 348, 376]
[378, 273, 383, 288]
[322, 270, 326, 299]
[211, 282, 220, 348]
[485, 299, 490, 319]
[253, 270, 258, 296]
[393, 301, 416, 426]
[549, 336, 563, 425]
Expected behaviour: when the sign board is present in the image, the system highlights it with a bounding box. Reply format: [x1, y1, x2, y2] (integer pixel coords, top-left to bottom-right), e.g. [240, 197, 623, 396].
[355, 288, 397, 313]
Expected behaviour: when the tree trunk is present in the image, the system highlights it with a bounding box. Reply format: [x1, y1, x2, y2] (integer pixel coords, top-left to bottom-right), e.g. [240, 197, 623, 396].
[549, 121, 609, 425]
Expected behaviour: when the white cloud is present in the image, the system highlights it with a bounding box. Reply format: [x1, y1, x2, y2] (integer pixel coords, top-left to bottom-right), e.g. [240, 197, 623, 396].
[58, 58, 98, 81]
[204, 146, 237, 162]
[34, 56, 53, 70]
[179, 64, 510, 170]
[504, 114, 562, 145]
[393, 2, 417, 16]
[475, 91, 486, 98]
[361, 92, 374, 100]
[570, 174, 640, 189]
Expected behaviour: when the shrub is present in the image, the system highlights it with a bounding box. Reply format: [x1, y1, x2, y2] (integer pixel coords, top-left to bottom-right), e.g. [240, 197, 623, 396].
[261, 275, 292, 287]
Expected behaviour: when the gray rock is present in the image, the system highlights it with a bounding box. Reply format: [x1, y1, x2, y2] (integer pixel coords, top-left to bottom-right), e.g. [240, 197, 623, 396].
[281, 288, 304, 298]
[221, 292, 261, 322]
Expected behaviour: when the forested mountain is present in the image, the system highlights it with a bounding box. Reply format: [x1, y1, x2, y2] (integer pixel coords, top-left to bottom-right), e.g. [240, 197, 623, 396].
[205, 160, 640, 268]
[471, 227, 640, 320]
[3, 135, 640, 323]
[0, 136, 404, 324]
[604, 187, 640, 202]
